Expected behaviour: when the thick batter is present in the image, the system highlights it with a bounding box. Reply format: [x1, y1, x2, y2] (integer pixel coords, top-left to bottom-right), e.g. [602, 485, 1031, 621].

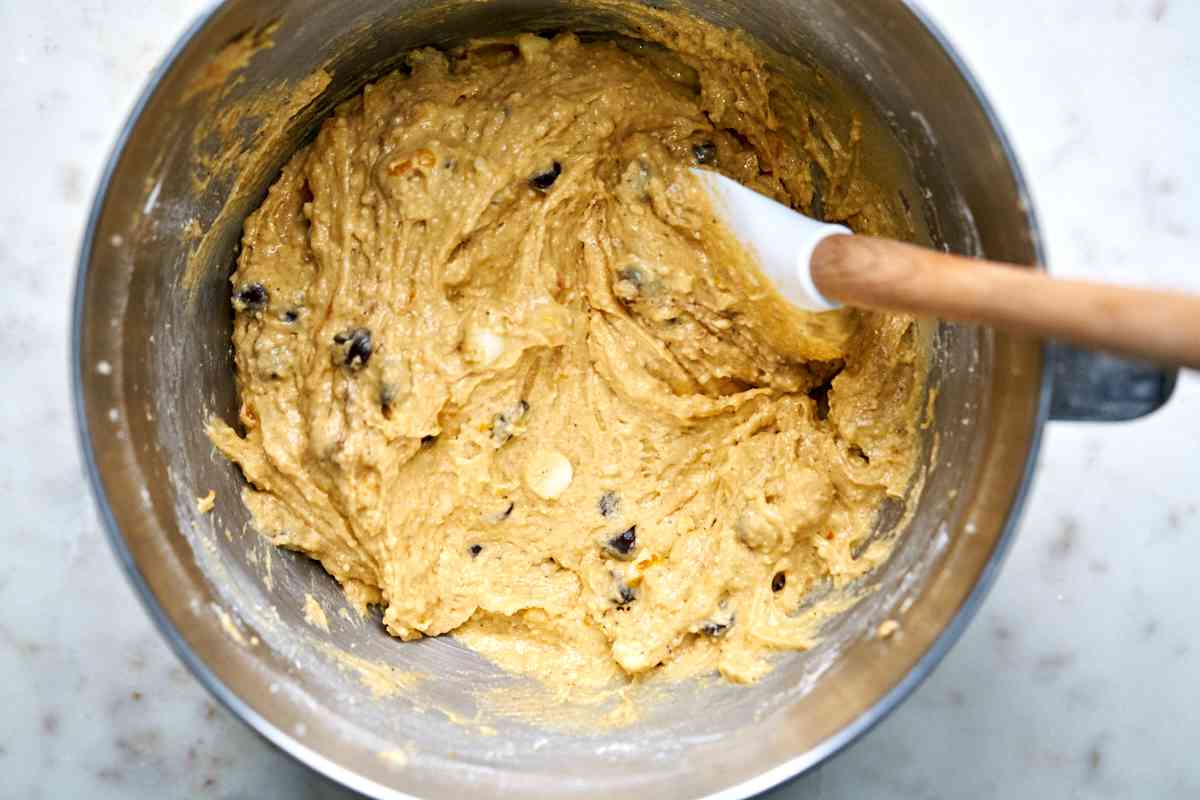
[209, 22, 925, 689]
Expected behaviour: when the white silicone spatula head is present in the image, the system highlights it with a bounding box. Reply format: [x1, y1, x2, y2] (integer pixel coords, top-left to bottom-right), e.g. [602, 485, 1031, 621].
[690, 168, 850, 311]
[692, 169, 1200, 369]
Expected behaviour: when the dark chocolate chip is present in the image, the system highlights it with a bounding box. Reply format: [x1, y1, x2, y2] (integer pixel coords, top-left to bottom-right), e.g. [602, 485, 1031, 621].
[347, 335, 372, 366]
[604, 526, 637, 560]
[380, 384, 396, 414]
[469, 544, 483, 557]
[598, 491, 620, 519]
[698, 600, 734, 636]
[771, 572, 786, 592]
[692, 141, 717, 165]
[808, 378, 833, 421]
[487, 502, 514, 523]
[492, 400, 529, 444]
[614, 581, 637, 606]
[282, 309, 299, 323]
[420, 434, 438, 446]
[529, 161, 562, 190]
[617, 265, 644, 287]
[334, 328, 372, 368]
[848, 444, 870, 464]
[235, 282, 268, 311]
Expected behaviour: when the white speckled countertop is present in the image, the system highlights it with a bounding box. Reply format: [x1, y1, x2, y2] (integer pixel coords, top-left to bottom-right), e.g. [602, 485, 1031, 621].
[2, 1, 1197, 797]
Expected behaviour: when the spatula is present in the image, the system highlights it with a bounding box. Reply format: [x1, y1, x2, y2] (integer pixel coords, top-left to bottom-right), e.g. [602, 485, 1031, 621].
[692, 169, 1200, 369]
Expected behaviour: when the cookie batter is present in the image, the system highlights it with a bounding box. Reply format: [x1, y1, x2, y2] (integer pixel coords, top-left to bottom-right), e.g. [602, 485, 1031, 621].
[209, 22, 924, 689]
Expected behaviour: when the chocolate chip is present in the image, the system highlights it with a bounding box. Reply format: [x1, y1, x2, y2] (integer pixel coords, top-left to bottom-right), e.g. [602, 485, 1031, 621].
[380, 384, 397, 416]
[604, 526, 636, 560]
[485, 502, 514, 524]
[613, 264, 654, 303]
[617, 265, 645, 288]
[348, 335, 372, 366]
[848, 444, 870, 464]
[697, 600, 734, 636]
[598, 491, 620, 519]
[614, 580, 636, 607]
[334, 328, 372, 368]
[692, 141, 717, 165]
[623, 158, 653, 198]
[420, 434, 438, 446]
[234, 282, 268, 311]
[807, 371, 839, 421]
[492, 400, 529, 445]
[282, 309, 299, 323]
[529, 161, 561, 190]
[771, 572, 786, 592]
[698, 603, 735, 636]
[469, 544, 483, 557]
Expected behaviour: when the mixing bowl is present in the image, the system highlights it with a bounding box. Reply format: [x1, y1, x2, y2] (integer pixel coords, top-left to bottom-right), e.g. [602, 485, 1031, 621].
[72, 1, 1177, 797]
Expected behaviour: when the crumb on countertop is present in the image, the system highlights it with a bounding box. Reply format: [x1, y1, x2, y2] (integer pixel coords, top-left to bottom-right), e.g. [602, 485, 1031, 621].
[197, 489, 216, 514]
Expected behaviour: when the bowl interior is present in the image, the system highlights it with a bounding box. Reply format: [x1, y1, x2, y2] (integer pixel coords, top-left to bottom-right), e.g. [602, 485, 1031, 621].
[77, 1, 1043, 797]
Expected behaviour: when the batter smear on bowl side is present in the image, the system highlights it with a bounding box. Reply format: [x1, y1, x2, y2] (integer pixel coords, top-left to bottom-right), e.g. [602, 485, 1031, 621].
[209, 17, 926, 690]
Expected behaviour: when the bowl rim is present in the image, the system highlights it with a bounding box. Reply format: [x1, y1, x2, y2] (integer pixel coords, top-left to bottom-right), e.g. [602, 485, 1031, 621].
[71, 1, 1049, 797]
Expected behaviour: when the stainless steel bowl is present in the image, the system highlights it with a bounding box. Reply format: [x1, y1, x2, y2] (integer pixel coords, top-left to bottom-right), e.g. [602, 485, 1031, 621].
[72, 1, 1176, 798]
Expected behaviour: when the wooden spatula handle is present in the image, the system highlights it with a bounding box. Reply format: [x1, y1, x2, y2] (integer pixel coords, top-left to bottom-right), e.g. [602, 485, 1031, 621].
[812, 235, 1200, 369]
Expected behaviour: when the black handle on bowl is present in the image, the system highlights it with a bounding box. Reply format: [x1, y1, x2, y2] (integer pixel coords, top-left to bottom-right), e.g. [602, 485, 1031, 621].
[1048, 342, 1179, 421]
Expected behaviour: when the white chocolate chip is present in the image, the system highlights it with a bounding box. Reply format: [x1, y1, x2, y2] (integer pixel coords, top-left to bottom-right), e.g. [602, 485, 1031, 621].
[464, 327, 505, 366]
[612, 639, 653, 673]
[524, 450, 573, 500]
